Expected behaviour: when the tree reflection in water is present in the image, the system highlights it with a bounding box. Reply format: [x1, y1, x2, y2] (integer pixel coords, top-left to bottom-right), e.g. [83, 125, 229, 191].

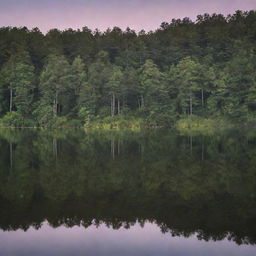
[0, 129, 256, 245]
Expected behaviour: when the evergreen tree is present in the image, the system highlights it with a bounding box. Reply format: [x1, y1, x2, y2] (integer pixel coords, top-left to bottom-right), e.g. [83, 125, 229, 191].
[38, 55, 71, 119]
[84, 51, 112, 116]
[69, 56, 87, 117]
[1, 51, 35, 117]
[168, 57, 207, 116]
[0, 10, 256, 126]
[107, 65, 124, 116]
[139, 59, 166, 110]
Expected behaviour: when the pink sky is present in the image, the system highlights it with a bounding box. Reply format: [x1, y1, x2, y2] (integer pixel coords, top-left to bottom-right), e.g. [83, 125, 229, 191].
[0, 221, 255, 256]
[0, 0, 256, 33]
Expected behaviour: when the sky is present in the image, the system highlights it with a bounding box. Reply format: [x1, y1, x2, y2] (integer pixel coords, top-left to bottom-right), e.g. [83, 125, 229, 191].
[0, 0, 256, 33]
[0, 222, 255, 256]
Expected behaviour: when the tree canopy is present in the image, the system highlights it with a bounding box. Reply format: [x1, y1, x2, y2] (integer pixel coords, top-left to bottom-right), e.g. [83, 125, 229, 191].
[0, 10, 256, 127]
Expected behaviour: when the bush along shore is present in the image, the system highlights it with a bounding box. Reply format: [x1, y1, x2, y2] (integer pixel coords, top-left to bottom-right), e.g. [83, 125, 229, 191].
[0, 111, 250, 133]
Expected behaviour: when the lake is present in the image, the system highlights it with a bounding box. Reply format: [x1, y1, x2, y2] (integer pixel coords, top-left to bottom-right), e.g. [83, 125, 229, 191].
[0, 129, 256, 256]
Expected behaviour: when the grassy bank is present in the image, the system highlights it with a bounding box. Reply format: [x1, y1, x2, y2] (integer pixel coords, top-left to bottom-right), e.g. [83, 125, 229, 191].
[176, 116, 234, 135]
[0, 113, 248, 132]
[85, 116, 144, 130]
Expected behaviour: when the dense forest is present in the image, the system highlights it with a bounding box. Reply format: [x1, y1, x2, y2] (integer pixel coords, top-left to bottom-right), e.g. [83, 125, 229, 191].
[0, 10, 256, 127]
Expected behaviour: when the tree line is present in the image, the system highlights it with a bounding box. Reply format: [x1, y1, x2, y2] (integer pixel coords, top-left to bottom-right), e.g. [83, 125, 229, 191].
[0, 10, 256, 127]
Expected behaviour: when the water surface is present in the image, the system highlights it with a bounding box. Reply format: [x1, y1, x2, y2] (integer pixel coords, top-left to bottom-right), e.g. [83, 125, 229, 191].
[0, 129, 256, 255]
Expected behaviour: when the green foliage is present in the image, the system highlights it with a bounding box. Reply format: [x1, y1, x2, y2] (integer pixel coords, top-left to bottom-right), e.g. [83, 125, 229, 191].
[144, 110, 175, 128]
[1, 51, 35, 116]
[33, 105, 54, 127]
[86, 115, 143, 130]
[38, 54, 71, 117]
[66, 119, 82, 128]
[78, 107, 93, 125]
[139, 59, 167, 110]
[53, 117, 69, 128]
[0, 112, 22, 127]
[0, 11, 256, 127]
[176, 116, 230, 135]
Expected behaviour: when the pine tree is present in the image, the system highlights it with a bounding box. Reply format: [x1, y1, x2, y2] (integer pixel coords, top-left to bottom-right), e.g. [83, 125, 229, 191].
[107, 65, 124, 116]
[1, 51, 35, 117]
[139, 59, 166, 110]
[39, 54, 70, 117]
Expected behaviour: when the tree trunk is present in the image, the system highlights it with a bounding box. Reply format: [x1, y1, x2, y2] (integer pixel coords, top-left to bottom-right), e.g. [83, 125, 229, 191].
[111, 93, 115, 117]
[53, 99, 55, 116]
[111, 97, 113, 116]
[138, 97, 141, 109]
[201, 89, 204, 108]
[141, 95, 144, 108]
[122, 96, 126, 112]
[10, 87, 13, 112]
[117, 99, 120, 115]
[55, 91, 58, 117]
[53, 91, 58, 117]
[190, 95, 193, 116]
[10, 142, 13, 170]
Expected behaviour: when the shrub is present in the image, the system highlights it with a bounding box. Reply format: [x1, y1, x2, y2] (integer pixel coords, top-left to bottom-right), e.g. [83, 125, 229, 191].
[176, 116, 230, 135]
[78, 107, 93, 125]
[53, 117, 68, 128]
[0, 112, 24, 127]
[85, 115, 143, 130]
[33, 106, 54, 127]
[66, 119, 82, 128]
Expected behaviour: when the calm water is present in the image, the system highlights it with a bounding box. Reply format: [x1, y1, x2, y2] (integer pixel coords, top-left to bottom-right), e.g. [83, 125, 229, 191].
[0, 129, 256, 256]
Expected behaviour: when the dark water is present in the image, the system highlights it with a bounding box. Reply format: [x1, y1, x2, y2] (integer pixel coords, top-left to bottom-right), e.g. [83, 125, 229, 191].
[0, 129, 256, 256]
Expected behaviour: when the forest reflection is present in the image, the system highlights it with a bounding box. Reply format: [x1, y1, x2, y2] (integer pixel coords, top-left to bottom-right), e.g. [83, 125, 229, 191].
[0, 129, 256, 245]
